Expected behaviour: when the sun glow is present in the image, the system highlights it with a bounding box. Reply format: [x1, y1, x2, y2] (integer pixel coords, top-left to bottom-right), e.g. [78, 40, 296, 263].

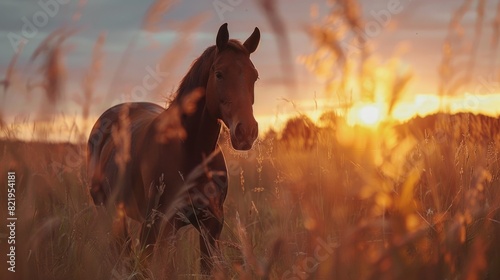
[347, 103, 384, 127]
[359, 104, 382, 125]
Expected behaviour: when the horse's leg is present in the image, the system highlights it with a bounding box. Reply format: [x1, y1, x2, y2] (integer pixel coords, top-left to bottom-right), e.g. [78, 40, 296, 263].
[139, 177, 164, 259]
[111, 204, 132, 256]
[198, 151, 228, 275]
[199, 215, 224, 275]
[89, 179, 106, 206]
[90, 179, 131, 256]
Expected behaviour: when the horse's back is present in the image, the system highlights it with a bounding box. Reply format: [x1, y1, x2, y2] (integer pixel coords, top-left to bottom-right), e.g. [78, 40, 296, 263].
[87, 102, 164, 206]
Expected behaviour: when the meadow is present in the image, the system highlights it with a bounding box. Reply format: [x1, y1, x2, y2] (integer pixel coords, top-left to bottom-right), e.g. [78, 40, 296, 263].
[2, 112, 500, 279]
[1, 0, 500, 279]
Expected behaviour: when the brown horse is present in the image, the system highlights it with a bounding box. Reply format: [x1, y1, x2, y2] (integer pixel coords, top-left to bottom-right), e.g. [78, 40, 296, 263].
[87, 23, 260, 275]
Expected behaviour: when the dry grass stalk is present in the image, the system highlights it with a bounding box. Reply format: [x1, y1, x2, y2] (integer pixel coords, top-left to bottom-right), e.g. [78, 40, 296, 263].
[28, 27, 78, 114]
[142, 0, 177, 32]
[1, 41, 24, 96]
[155, 13, 209, 102]
[438, 0, 491, 97]
[106, 0, 178, 103]
[111, 104, 131, 175]
[256, 0, 297, 93]
[490, 0, 500, 71]
[80, 32, 106, 121]
[301, 0, 373, 105]
[155, 87, 203, 143]
[234, 210, 264, 278]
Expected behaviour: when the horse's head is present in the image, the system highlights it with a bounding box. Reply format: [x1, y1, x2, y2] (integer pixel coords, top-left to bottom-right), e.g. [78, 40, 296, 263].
[206, 23, 260, 151]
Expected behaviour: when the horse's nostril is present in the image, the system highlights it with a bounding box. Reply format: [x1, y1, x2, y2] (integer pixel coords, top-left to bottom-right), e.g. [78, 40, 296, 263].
[235, 122, 257, 142]
[252, 123, 258, 139]
[235, 123, 244, 140]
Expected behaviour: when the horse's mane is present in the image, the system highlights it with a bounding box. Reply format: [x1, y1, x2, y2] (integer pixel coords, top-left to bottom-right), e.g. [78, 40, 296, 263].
[170, 39, 248, 106]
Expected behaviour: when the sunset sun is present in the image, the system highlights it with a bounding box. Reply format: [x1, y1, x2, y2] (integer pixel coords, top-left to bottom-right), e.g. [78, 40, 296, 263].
[358, 104, 382, 126]
[347, 103, 384, 127]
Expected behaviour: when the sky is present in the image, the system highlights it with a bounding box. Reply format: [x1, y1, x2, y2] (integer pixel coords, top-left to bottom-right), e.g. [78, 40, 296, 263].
[1, 0, 499, 141]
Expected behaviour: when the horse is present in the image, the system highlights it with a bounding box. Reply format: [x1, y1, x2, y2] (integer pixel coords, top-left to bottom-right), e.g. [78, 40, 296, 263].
[87, 23, 260, 275]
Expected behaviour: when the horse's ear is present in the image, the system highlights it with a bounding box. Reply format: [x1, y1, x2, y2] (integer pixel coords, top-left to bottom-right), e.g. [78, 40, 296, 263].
[216, 23, 229, 51]
[243, 27, 260, 54]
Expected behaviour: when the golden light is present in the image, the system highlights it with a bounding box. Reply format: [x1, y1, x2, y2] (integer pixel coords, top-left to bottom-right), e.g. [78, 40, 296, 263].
[359, 104, 382, 125]
[347, 103, 384, 127]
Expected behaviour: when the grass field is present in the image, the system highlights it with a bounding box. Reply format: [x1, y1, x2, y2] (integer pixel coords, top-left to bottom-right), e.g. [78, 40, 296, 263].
[1, 112, 500, 279]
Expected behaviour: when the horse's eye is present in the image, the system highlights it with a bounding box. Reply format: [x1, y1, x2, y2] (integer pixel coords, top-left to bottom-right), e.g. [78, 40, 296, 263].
[215, 72, 223, 80]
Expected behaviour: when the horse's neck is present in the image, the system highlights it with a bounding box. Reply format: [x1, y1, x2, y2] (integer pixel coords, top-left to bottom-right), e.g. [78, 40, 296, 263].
[171, 50, 220, 163]
[183, 97, 221, 158]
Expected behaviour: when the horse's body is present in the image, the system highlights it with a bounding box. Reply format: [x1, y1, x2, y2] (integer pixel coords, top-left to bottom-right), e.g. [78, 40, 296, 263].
[87, 24, 260, 275]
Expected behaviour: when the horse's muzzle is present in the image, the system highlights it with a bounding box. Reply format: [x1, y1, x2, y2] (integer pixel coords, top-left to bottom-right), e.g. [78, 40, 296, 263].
[231, 121, 258, 151]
